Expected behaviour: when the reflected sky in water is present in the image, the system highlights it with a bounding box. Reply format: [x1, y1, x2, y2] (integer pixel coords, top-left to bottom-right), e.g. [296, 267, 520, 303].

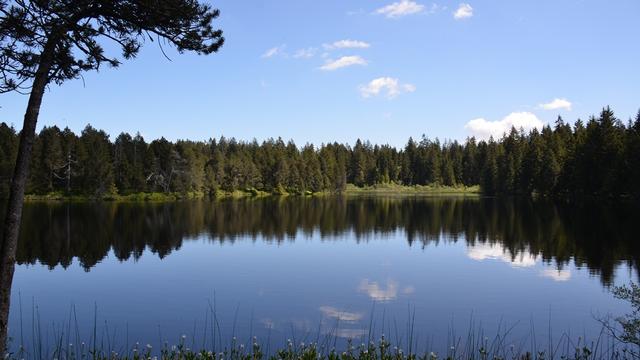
[7, 197, 638, 354]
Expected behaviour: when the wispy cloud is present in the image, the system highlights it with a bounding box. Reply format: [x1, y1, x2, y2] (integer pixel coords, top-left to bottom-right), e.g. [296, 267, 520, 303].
[319, 55, 367, 71]
[453, 3, 473, 20]
[261, 44, 286, 58]
[359, 77, 416, 99]
[323, 40, 371, 50]
[375, 0, 425, 18]
[465, 112, 544, 139]
[427, 3, 445, 14]
[539, 98, 572, 111]
[293, 47, 318, 59]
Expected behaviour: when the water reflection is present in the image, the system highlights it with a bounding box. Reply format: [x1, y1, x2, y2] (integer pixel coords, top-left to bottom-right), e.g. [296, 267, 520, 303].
[357, 279, 415, 302]
[540, 269, 572, 282]
[467, 243, 537, 268]
[319, 306, 363, 322]
[14, 197, 640, 285]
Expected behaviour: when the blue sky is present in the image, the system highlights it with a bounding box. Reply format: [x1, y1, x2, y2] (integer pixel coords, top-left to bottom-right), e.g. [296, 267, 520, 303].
[1, 0, 639, 147]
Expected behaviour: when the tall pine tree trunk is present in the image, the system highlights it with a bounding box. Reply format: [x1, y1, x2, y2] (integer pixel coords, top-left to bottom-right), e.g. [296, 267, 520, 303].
[0, 43, 54, 352]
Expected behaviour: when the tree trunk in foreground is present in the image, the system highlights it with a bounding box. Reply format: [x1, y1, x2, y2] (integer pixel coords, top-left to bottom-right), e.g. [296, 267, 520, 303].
[0, 45, 53, 353]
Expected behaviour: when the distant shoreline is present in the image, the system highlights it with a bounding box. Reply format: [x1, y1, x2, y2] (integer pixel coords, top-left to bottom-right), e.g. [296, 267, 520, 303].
[343, 183, 480, 196]
[17, 184, 481, 202]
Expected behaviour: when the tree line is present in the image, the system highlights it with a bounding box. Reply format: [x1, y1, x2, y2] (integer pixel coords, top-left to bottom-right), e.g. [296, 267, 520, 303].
[1, 106, 639, 198]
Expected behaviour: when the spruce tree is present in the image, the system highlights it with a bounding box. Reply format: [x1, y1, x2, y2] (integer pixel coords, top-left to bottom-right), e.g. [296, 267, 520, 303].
[0, 124, 18, 199]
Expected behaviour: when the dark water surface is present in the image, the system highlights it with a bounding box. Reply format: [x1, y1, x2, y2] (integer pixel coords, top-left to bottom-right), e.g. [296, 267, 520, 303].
[7, 197, 639, 354]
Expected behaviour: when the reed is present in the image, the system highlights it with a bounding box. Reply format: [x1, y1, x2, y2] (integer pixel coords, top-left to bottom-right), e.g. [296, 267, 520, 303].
[5, 299, 635, 360]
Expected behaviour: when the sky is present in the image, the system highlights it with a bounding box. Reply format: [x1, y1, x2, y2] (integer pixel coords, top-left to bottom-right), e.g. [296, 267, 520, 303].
[1, 0, 640, 147]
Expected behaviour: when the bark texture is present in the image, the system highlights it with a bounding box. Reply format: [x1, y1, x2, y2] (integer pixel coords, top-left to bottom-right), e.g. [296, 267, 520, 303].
[0, 42, 54, 352]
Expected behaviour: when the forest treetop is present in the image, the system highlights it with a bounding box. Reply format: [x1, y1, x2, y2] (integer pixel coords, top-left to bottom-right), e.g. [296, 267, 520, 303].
[1, 106, 639, 198]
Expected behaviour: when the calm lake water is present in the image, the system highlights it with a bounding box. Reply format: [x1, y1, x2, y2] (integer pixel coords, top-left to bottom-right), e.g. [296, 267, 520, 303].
[6, 197, 639, 355]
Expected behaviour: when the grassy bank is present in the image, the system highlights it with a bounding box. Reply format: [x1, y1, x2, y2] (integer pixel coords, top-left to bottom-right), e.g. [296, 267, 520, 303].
[23, 191, 206, 202]
[343, 183, 481, 196]
[19, 184, 480, 202]
[22, 189, 271, 202]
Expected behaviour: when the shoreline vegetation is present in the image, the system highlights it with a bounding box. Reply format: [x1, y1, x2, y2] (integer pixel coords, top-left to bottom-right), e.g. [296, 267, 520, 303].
[20, 184, 481, 202]
[3, 336, 623, 360]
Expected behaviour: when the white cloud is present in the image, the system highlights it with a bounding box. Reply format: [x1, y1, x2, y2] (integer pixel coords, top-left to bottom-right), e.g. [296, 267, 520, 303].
[324, 40, 371, 50]
[359, 77, 416, 99]
[539, 269, 571, 282]
[319, 55, 367, 71]
[293, 47, 317, 59]
[465, 112, 544, 139]
[467, 243, 537, 268]
[539, 98, 572, 111]
[453, 3, 473, 19]
[261, 44, 285, 58]
[375, 0, 425, 18]
[319, 306, 363, 322]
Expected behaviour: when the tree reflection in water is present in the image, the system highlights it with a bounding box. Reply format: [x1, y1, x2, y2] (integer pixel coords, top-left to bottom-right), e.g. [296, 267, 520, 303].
[11, 197, 640, 286]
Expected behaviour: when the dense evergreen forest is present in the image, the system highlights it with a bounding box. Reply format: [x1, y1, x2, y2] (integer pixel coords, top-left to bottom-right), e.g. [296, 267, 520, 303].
[0, 106, 639, 198]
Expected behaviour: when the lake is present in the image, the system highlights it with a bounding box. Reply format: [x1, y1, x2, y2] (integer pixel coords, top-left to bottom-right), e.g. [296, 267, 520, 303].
[6, 196, 638, 356]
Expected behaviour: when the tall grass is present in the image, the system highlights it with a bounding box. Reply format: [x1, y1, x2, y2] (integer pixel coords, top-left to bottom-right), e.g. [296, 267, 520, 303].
[5, 299, 635, 360]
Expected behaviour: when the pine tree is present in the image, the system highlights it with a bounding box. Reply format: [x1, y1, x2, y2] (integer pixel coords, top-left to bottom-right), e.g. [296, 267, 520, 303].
[204, 138, 225, 194]
[538, 126, 560, 195]
[480, 138, 499, 194]
[401, 137, 417, 185]
[499, 127, 523, 193]
[350, 139, 369, 187]
[77, 126, 115, 196]
[301, 144, 323, 193]
[567, 119, 588, 195]
[626, 111, 640, 197]
[521, 129, 543, 194]
[462, 137, 479, 186]
[0, 124, 18, 199]
[580, 108, 626, 195]
[114, 133, 135, 194]
[130, 133, 148, 192]
[553, 116, 574, 195]
[28, 126, 65, 194]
